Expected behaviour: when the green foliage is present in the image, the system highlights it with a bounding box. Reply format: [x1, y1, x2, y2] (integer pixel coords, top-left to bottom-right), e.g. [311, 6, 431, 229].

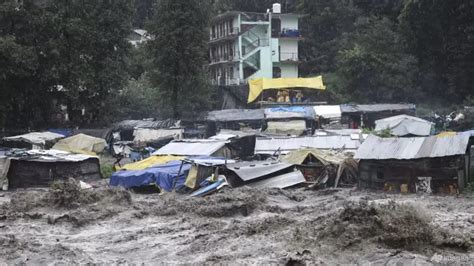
[146, 0, 212, 119]
[100, 164, 115, 179]
[0, 0, 133, 128]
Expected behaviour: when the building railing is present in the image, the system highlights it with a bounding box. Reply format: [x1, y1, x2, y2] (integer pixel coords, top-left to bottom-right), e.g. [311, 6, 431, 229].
[280, 52, 299, 62]
[210, 27, 240, 41]
[210, 50, 240, 63]
[272, 28, 301, 38]
[211, 78, 247, 86]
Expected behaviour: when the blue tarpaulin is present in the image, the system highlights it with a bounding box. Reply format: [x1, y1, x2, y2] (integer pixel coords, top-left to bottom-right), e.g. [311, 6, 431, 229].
[109, 160, 191, 191]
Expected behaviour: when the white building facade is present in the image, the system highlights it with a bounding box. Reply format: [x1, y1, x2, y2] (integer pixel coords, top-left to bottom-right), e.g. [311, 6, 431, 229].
[209, 9, 303, 86]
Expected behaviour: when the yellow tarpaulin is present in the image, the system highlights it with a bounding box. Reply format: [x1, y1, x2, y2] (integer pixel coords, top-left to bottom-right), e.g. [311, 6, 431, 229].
[52, 133, 106, 155]
[248, 76, 326, 103]
[118, 155, 184, 171]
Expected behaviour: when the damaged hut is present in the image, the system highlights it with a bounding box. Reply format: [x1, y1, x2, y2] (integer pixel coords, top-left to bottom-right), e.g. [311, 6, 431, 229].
[341, 103, 416, 129]
[222, 160, 305, 189]
[282, 149, 358, 188]
[0, 149, 101, 189]
[355, 134, 472, 193]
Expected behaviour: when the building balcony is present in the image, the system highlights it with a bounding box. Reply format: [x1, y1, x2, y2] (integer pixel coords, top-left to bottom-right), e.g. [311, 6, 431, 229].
[271, 28, 302, 39]
[209, 27, 240, 43]
[279, 52, 299, 63]
[211, 78, 247, 86]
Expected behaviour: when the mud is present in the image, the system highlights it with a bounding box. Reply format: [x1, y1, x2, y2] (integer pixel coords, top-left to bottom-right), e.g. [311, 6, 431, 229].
[0, 183, 473, 264]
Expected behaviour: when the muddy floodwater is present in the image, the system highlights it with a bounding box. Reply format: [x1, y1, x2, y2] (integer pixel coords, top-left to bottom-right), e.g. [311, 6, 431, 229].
[0, 183, 473, 264]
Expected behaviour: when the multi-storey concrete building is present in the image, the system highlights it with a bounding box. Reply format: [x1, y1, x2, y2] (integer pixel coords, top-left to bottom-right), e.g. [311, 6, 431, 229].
[209, 5, 303, 86]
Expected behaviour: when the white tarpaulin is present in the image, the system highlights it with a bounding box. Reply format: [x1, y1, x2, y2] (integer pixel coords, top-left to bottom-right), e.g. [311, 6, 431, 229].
[133, 128, 183, 143]
[375, 115, 432, 136]
[3, 132, 65, 147]
[313, 105, 342, 119]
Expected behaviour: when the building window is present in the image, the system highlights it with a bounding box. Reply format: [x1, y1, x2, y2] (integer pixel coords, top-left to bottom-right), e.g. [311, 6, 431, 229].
[273, 67, 281, 78]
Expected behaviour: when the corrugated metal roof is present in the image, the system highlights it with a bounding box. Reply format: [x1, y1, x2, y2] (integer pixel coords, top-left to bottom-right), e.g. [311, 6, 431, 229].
[374, 115, 432, 136]
[206, 109, 264, 122]
[153, 140, 227, 156]
[354, 134, 470, 160]
[340, 104, 416, 113]
[248, 171, 305, 188]
[225, 161, 293, 181]
[255, 136, 364, 155]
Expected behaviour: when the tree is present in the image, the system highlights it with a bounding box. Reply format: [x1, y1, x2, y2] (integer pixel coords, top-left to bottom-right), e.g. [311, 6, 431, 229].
[335, 17, 420, 103]
[147, 0, 212, 119]
[399, 0, 474, 103]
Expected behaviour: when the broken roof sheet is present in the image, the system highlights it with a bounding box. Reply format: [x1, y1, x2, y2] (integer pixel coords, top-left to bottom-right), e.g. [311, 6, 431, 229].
[264, 106, 314, 119]
[255, 136, 364, 155]
[248, 170, 305, 189]
[375, 115, 433, 136]
[354, 134, 470, 160]
[3, 149, 97, 163]
[111, 119, 181, 130]
[152, 139, 227, 156]
[224, 160, 294, 181]
[340, 104, 416, 113]
[206, 109, 264, 122]
[3, 131, 65, 146]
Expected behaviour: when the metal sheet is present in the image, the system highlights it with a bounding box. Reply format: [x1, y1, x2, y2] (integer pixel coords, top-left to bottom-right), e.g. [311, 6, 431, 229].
[207, 109, 264, 122]
[340, 104, 416, 113]
[248, 170, 305, 188]
[255, 136, 363, 155]
[153, 140, 227, 156]
[354, 134, 470, 160]
[225, 161, 294, 181]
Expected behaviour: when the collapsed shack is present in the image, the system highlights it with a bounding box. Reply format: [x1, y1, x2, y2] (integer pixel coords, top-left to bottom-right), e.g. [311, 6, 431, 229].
[355, 134, 472, 193]
[282, 149, 358, 188]
[206, 109, 264, 133]
[0, 149, 101, 189]
[263, 106, 314, 136]
[2, 131, 65, 150]
[106, 119, 182, 155]
[341, 103, 416, 129]
[110, 156, 235, 193]
[209, 129, 260, 159]
[222, 160, 305, 189]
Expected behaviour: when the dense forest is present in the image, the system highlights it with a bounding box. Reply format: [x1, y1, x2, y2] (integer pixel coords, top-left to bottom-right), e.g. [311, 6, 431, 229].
[1, 0, 473, 129]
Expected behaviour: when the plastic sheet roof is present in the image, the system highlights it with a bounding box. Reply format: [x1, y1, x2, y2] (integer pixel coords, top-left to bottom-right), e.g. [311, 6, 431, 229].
[2, 149, 97, 162]
[354, 134, 470, 160]
[255, 136, 364, 155]
[374, 115, 433, 136]
[152, 139, 227, 156]
[3, 131, 65, 146]
[206, 109, 265, 122]
[264, 106, 314, 119]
